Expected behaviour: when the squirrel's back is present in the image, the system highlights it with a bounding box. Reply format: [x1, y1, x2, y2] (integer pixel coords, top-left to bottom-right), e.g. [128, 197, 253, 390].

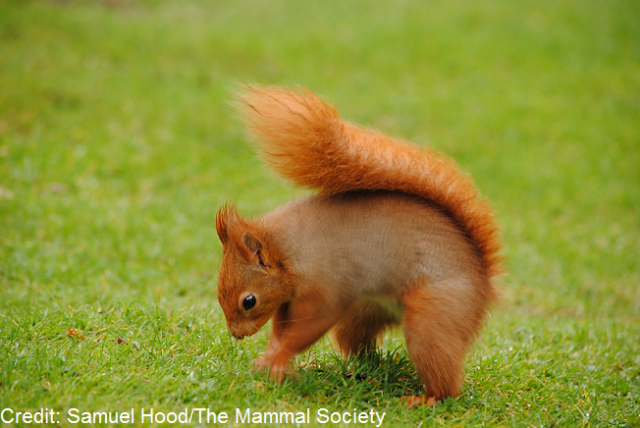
[263, 191, 486, 302]
[239, 86, 502, 281]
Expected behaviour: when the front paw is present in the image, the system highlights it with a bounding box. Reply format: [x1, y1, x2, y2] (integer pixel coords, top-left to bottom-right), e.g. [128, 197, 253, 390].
[253, 357, 289, 382]
[253, 357, 271, 372]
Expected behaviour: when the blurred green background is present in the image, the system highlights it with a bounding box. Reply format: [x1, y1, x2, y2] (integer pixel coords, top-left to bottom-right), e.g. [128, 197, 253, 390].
[1, 0, 638, 426]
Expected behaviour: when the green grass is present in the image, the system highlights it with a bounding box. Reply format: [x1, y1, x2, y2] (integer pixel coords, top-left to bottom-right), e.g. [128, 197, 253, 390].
[1, 0, 639, 426]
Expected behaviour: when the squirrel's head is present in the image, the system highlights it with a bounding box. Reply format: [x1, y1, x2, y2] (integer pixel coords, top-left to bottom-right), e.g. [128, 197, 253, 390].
[215, 205, 295, 340]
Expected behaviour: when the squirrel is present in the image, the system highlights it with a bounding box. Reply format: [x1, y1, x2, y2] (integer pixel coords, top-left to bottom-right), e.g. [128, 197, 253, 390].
[215, 86, 502, 407]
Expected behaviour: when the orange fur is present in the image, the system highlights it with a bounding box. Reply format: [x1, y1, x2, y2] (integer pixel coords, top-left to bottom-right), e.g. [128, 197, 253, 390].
[216, 86, 503, 405]
[239, 86, 502, 279]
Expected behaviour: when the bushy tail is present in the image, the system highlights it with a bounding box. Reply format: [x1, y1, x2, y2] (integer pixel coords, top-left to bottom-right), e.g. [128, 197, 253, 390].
[238, 86, 502, 278]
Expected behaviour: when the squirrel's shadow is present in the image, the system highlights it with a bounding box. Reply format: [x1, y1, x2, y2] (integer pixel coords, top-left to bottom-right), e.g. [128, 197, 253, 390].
[292, 348, 424, 403]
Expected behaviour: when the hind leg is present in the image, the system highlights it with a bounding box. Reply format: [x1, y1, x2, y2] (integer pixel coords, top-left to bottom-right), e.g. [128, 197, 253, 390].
[401, 281, 478, 405]
[332, 300, 398, 358]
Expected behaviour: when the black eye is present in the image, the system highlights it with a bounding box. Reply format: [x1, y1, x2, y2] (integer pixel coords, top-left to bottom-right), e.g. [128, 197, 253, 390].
[243, 295, 256, 310]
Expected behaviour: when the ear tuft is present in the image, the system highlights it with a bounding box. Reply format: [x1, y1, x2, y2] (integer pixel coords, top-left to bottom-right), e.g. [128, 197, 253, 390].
[216, 204, 236, 245]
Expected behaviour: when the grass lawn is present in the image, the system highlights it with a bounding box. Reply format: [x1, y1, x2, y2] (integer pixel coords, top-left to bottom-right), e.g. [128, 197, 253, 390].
[1, 0, 639, 426]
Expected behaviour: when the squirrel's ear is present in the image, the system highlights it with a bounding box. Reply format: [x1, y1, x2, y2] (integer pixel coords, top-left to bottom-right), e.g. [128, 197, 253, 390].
[241, 232, 263, 255]
[216, 204, 233, 246]
[241, 232, 272, 268]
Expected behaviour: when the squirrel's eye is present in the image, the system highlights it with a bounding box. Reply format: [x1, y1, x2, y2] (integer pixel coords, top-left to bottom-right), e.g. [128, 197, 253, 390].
[243, 295, 256, 310]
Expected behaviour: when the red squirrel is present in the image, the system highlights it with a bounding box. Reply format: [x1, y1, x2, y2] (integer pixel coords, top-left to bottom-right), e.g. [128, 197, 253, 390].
[215, 86, 502, 406]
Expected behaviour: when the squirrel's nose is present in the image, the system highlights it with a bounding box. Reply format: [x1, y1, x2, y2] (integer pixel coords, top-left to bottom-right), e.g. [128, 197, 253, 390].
[230, 329, 245, 340]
